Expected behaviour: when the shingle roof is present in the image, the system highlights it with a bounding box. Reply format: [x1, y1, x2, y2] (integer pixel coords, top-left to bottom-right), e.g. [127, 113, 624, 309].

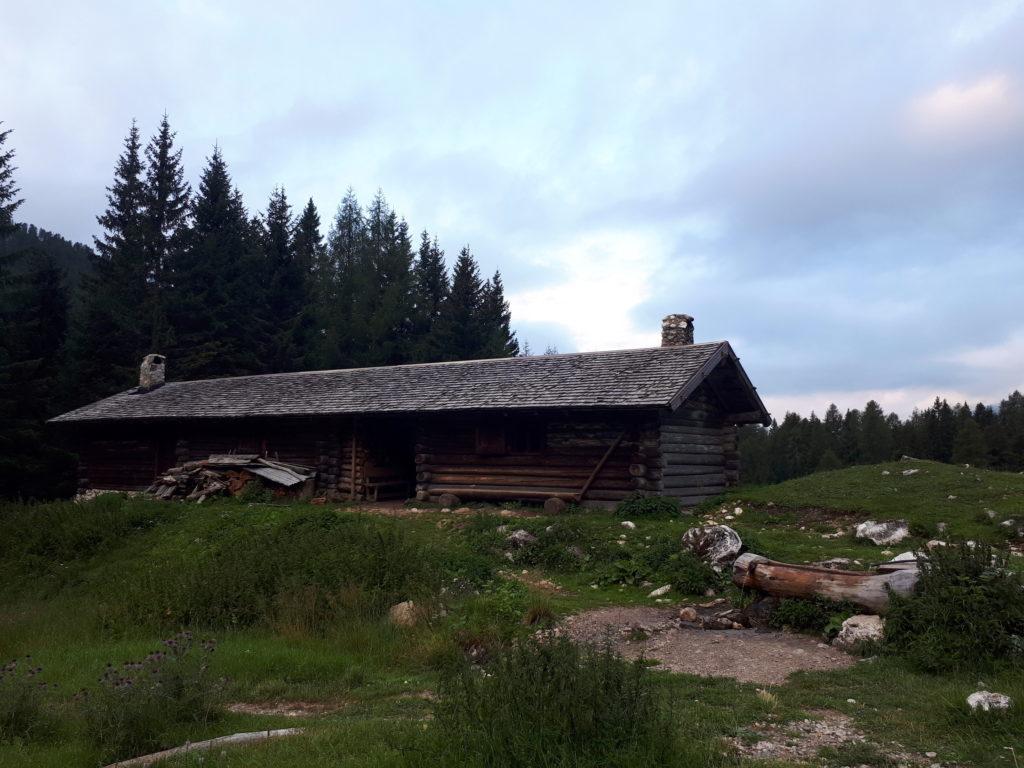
[51, 342, 767, 423]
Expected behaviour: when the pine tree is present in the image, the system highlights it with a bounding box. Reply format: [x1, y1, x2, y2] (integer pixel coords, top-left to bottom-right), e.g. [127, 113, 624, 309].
[142, 113, 190, 351]
[435, 246, 484, 361]
[362, 193, 413, 365]
[67, 121, 150, 401]
[478, 270, 519, 358]
[858, 400, 892, 463]
[167, 147, 266, 378]
[410, 231, 448, 361]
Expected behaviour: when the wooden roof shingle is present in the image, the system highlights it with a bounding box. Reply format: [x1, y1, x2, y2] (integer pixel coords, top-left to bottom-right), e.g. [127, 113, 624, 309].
[50, 342, 768, 424]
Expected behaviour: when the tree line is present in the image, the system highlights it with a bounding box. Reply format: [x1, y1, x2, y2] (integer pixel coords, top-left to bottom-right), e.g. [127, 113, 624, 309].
[739, 392, 1024, 484]
[0, 117, 519, 498]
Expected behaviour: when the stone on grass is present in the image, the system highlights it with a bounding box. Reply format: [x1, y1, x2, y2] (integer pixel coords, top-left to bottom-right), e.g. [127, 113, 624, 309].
[889, 551, 920, 562]
[647, 584, 671, 598]
[543, 497, 567, 515]
[966, 691, 1012, 712]
[902, 468, 919, 476]
[833, 615, 884, 651]
[680, 524, 742, 571]
[506, 529, 538, 548]
[437, 493, 460, 508]
[855, 519, 909, 546]
[678, 606, 698, 622]
[388, 601, 420, 628]
[816, 557, 853, 569]
[621, 520, 636, 530]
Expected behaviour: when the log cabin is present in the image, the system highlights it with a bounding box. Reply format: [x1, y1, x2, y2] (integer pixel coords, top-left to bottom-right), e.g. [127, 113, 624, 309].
[50, 314, 770, 508]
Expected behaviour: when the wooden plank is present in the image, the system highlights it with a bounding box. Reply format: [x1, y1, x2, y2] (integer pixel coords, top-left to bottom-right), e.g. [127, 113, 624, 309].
[577, 430, 627, 502]
[658, 453, 724, 467]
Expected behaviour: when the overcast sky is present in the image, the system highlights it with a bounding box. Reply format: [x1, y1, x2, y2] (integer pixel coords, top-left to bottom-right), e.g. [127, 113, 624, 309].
[4, 0, 1023, 418]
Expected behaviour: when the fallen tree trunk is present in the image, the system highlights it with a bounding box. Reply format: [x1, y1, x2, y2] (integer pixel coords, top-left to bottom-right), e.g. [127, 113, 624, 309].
[731, 553, 919, 615]
[103, 728, 303, 768]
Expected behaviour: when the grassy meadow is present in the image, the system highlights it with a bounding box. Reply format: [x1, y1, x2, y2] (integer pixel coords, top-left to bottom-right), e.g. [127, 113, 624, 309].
[0, 460, 1022, 767]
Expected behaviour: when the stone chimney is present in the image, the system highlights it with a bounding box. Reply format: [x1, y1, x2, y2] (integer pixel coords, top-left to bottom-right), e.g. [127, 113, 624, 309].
[661, 314, 694, 347]
[139, 354, 166, 392]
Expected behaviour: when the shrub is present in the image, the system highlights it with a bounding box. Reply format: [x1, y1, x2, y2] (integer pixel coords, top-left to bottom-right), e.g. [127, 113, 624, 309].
[78, 631, 224, 762]
[884, 542, 1024, 672]
[595, 536, 720, 595]
[235, 480, 274, 504]
[615, 494, 680, 518]
[417, 635, 682, 767]
[769, 598, 854, 636]
[0, 657, 54, 743]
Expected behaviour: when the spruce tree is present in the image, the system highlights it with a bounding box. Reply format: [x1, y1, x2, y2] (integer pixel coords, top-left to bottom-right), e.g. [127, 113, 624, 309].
[951, 419, 987, 467]
[324, 189, 368, 368]
[363, 193, 414, 365]
[142, 113, 190, 351]
[261, 186, 305, 371]
[858, 400, 892, 463]
[435, 246, 484, 361]
[0, 123, 21, 240]
[292, 198, 326, 367]
[410, 231, 448, 362]
[478, 270, 519, 358]
[67, 121, 150, 401]
[168, 147, 266, 378]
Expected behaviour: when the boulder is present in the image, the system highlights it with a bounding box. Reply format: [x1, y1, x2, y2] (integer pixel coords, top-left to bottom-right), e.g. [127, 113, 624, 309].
[855, 519, 909, 546]
[388, 601, 420, 628]
[833, 615, 884, 650]
[680, 524, 742, 571]
[647, 584, 671, 598]
[506, 529, 538, 548]
[889, 551, 920, 562]
[967, 691, 1012, 712]
[437, 493, 461, 508]
[544, 497, 567, 515]
[621, 520, 636, 530]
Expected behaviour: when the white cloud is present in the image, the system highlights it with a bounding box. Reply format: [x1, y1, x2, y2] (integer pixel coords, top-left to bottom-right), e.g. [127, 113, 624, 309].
[508, 229, 677, 351]
[941, 329, 1024, 372]
[905, 73, 1024, 146]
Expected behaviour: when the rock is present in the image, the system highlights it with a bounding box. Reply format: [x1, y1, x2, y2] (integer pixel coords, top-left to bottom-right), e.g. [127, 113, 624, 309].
[543, 497, 567, 515]
[985, 509, 997, 519]
[881, 470, 891, 476]
[388, 601, 420, 628]
[936, 521, 948, 533]
[647, 584, 671, 598]
[496, 524, 509, 533]
[621, 520, 636, 530]
[678, 606, 698, 622]
[506, 529, 538, 548]
[1000, 518, 1017, 528]
[680, 524, 742, 570]
[453, 506, 471, 514]
[902, 468, 919, 476]
[889, 551, 920, 562]
[926, 540, 946, 549]
[437, 493, 461, 508]
[947, 495, 957, 500]
[833, 615, 884, 650]
[967, 691, 1012, 712]
[855, 519, 909, 546]
[733, 507, 743, 515]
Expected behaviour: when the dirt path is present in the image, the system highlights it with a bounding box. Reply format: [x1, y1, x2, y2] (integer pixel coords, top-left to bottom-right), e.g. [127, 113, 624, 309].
[560, 605, 855, 685]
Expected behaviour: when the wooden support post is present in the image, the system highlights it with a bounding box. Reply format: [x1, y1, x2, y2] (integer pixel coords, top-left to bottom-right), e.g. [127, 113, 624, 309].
[576, 430, 626, 503]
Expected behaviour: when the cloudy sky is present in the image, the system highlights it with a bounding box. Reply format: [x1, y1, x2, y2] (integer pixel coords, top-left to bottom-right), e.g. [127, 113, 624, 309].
[4, 0, 1023, 418]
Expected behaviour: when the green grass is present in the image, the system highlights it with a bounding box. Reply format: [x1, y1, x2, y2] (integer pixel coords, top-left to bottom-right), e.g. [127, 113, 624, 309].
[1, 461, 1022, 766]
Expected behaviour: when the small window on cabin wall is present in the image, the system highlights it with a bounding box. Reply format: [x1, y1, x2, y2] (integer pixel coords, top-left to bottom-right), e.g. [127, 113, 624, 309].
[475, 417, 546, 455]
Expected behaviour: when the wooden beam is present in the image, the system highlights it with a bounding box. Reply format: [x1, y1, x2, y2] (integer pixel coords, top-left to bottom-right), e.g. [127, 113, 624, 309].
[577, 429, 627, 502]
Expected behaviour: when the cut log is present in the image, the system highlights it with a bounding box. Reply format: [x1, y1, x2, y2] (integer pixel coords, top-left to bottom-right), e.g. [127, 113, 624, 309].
[732, 553, 919, 615]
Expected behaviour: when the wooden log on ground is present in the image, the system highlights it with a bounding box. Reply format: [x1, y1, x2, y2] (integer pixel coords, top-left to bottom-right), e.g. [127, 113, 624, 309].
[731, 553, 919, 615]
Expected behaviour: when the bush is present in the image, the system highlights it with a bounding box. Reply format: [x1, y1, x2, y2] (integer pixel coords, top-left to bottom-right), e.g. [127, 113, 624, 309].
[595, 536, 720, 595]
[0, 657, 54, 743]
[884, 542, 1024, 672]
[769, 598, 853, 637]
[78, 631, 224, 762]
[416, 635, 683, 767]
[615, 494, 680, 518]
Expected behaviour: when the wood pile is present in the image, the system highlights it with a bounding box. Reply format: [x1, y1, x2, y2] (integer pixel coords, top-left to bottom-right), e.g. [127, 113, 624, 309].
[146, 454, 315, 502]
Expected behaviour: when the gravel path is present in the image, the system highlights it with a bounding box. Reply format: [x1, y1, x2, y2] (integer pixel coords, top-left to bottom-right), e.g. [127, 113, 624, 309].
[561, 605, 855, 685]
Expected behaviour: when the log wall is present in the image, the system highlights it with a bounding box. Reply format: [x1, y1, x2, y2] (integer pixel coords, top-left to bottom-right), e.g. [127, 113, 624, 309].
[656, 386, 740, 507]
[414, 411, 660, 506]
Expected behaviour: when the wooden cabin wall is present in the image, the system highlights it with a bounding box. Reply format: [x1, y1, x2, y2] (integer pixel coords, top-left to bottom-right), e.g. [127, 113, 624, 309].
[656, 386, 740, 507]
[78, 437, 176, 491]
[414, 411, 660, 505]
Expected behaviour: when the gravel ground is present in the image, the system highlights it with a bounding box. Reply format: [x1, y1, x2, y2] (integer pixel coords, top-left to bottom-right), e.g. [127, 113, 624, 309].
[560, 605, 856, 685]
